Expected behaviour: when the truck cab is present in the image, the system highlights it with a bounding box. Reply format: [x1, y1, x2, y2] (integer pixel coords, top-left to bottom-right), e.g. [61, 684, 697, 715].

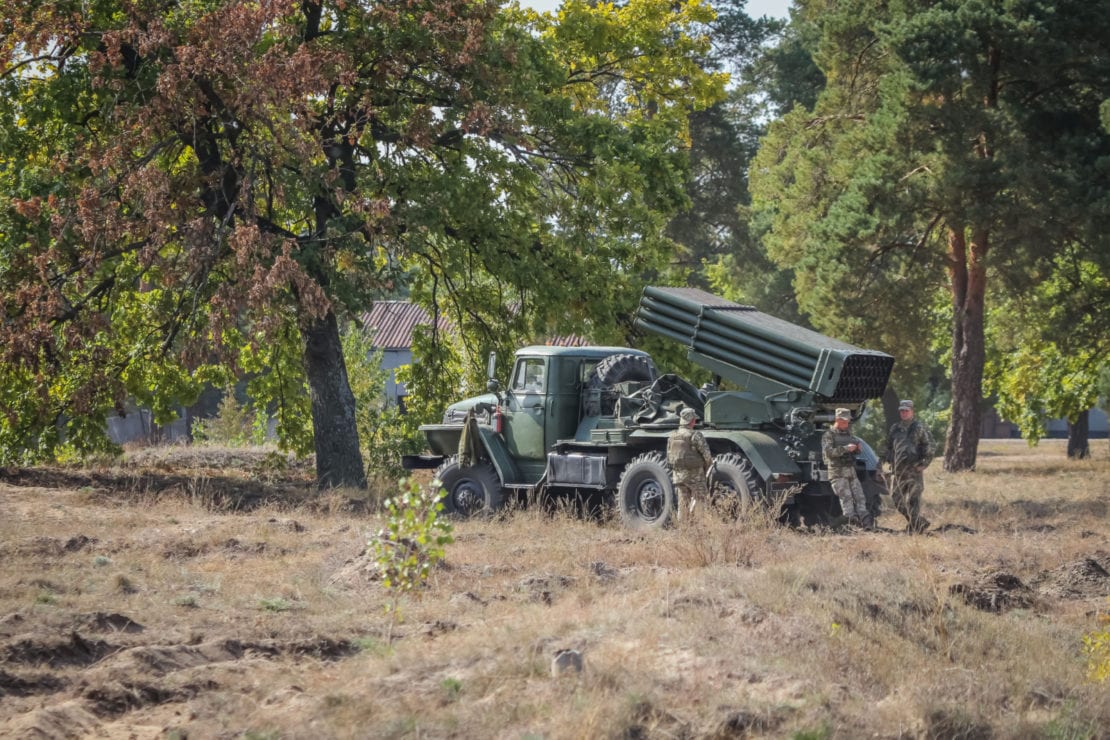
[411, 346, 652, 485]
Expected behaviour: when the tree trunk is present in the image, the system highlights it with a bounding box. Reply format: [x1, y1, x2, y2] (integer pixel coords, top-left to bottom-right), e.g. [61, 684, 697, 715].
[944, 227, 988, 472]
[302, 310, 367, 489]
[1067, 409, 1090, 459]
[880, 385, 901, 434]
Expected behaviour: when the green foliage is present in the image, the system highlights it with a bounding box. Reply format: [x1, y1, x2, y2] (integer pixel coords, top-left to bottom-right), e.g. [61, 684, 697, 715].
[440, 677, 463, 702]
[342, 323, 423, 482]
[1098, 366, 1110, 416]
[353, 636, 390, 656]
[367, 477, 454, 621]
[750, 0, 1110, 433]
[258, 597, 293, 613]
[191, 388, 258, 447]
[986, 251, 1110, 444]
[1083, 599, 1110, 683]
[790, 723, 832, 740]
[395, 328, 470, 430]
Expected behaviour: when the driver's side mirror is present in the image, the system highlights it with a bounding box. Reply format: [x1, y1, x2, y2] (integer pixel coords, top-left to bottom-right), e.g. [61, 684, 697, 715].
[486, 352, 500, 394]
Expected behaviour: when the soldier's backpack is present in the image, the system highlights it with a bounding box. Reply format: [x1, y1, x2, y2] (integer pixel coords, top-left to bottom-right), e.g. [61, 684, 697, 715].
[667, 431, 703, 470]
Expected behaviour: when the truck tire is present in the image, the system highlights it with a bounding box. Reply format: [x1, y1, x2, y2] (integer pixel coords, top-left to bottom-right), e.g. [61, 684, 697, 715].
[617, 451, 676, 530]
[708, 453, 765, 514]
[432, 457, 505, 518]
[586, 354, 657, 415]
[589, 353, 657, 388]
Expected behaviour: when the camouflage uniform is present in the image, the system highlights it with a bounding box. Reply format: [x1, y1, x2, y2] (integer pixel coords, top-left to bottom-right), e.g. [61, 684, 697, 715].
[884, 414, 935, 532]
[822, 423, 868, 526]
[667, 415, 712, 518]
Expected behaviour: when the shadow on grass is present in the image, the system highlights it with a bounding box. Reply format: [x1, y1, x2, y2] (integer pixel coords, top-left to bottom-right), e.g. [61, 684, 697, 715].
[944, 497, 1108, 519]
[0, 466, 351, 513]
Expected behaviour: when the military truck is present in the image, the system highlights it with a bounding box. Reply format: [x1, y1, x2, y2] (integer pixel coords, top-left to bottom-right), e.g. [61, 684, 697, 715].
[402, 287, 893, 527]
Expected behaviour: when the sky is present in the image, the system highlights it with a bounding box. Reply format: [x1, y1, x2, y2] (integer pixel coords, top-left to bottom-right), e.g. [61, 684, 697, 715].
[522, 0, 792, 19]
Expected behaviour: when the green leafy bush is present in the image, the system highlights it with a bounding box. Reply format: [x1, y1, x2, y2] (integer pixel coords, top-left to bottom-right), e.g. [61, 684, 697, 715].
[342, 325, 424, 484]
[367, 478, 453, 636]
[1083, 598, 1110, 683]
[191, 387, 266, 447]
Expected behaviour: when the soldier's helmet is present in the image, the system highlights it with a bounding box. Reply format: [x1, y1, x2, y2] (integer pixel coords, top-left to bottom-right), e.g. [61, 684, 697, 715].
[679, 407, 697, 424]
[834, 408, 851, 421]
[898, 399, 914, 411]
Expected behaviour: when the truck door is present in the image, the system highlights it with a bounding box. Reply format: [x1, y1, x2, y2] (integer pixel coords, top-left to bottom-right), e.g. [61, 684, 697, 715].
[504, 357, 548, 476]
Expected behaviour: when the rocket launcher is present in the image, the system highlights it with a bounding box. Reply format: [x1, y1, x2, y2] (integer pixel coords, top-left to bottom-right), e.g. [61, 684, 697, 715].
[635, 286, 893, 406]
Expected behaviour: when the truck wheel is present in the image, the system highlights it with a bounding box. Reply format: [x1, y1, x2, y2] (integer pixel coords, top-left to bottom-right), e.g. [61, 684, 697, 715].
[432, 457, 505, 518]
[587, 354, 657, 415]
[617, 452, 676, 530]
[708, 453, 765, 513]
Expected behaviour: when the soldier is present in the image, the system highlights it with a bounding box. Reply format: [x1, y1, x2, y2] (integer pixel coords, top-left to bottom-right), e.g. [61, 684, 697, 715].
[822, 408, 872, 529]
[667, 407, 713, 519]
[884, 399, 935, 533]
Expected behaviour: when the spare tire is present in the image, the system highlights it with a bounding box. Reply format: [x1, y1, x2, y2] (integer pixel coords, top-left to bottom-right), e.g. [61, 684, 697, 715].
[589, 353, 657, 388]
[586, 353, 657, 415]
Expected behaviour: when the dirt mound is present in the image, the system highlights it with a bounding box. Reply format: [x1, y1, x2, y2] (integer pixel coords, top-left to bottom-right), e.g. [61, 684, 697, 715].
[0, 466, 315, 511]
[2, 633, 116, 669]
[949, 572, 1035, 613]
[328, 551, 383, 590]
[0, 668, 67, 697]
[1, 699, 104, 738]
[81, 680, 192, 718]
[1031, 556, 1110, 599]
[123, 445, 314, 473]
[0, 535, 99, 558]
[73, 613, 145, 634]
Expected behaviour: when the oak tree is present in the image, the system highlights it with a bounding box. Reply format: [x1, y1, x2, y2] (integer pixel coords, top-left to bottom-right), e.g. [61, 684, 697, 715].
[0, 0, 723, 483]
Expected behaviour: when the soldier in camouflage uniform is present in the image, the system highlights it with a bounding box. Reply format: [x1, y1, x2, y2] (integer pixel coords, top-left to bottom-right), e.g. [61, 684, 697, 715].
[667, 407, 713, 519]
[884, 399, 934, 533]
[822, 408, 872, 529]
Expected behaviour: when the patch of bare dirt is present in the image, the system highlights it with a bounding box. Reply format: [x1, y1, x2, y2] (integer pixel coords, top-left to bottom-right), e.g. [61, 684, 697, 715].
[1030, 553, 1110, 600]
[949, 571, 1036, 613]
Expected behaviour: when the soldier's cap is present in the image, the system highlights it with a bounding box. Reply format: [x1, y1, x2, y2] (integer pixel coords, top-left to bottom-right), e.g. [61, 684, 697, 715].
[678, 407, 698, 423]
[834, 408, 851, 421]
[899, 400, 914, 411]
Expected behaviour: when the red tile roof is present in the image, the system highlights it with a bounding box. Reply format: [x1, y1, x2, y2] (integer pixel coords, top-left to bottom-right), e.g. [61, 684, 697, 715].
[359, 301, 450, 350]
[359, 301, 591, 350]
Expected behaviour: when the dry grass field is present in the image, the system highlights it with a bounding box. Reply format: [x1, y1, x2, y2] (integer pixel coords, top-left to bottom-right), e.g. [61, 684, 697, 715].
[2, 439, 1108, 739]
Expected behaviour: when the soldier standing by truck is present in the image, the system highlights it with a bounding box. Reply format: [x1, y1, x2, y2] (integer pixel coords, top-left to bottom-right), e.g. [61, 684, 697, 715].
[822, 408, 873, 530]
[667, 407, 713, 519]
[884, 399, 935, 533]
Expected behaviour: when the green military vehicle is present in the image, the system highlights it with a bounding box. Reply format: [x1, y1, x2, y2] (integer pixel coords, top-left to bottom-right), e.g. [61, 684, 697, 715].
[402, 287, 893, 528]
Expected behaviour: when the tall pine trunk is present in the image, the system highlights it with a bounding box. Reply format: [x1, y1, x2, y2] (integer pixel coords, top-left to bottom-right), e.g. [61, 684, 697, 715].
[1067, 409, 1090, 459]
[944, 227, 988, 472]
[302, 310, 367, 489]
[880, 385, 901, 437]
